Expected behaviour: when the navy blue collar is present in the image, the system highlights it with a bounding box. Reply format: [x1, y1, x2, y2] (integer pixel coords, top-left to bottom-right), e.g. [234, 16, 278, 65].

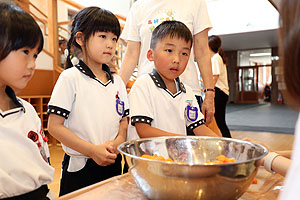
[5, 86, 25, 112]
[75, 60, 114, 84]
[149, 69, 186, 93]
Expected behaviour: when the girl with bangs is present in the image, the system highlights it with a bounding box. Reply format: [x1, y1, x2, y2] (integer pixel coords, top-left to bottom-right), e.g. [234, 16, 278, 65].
[47, 7, 129, 195]
[0, 2, 54, 199]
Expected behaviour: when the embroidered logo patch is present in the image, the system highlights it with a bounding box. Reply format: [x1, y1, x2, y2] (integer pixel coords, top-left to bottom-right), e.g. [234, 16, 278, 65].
[27, 131, 38, 142]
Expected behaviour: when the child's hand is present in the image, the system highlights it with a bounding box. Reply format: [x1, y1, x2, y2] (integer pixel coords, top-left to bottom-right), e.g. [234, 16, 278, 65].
[243, 137, 269, 166]
[90, 144, 117, 166]
[105, 140, 116, 154]
[243, 137, 270, 151]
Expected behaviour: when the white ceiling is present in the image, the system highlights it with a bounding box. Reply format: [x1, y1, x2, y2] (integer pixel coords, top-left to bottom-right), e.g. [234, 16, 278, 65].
[207, 0, 279, 51]
[219, 29, 278, 51]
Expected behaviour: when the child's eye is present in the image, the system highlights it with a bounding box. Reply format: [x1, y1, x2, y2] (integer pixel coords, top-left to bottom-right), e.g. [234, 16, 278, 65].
[165, 49, 172, 53]
[23, 50, 29, 55]
[112, 37, 117, 42]
[182, 52, 188, 56]
[33, 54, 38, 59]
[99, 35, 106, 39]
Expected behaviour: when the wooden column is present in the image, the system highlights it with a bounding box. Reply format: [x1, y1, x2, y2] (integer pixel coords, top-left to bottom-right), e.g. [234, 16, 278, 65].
[48, 0, 59, 146]
[271, 47, 279, 104]
[48, 0, 59, 68]
[225, 50, 238, 103]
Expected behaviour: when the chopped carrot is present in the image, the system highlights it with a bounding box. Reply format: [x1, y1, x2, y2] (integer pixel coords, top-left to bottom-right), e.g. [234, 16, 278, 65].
[140, 154, 175, 162]
[141, 154, 154, 159]
[165, 158, 174, 162]
[206, 155, 236, 164]
[252, 177, 258, 184]
[141, 154, 236, 164]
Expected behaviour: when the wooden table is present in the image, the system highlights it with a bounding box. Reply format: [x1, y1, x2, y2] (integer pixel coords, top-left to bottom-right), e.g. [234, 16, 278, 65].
[58, 166, 285, 200]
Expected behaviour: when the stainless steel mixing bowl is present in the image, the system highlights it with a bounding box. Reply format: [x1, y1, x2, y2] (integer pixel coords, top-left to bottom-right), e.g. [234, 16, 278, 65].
[118, 136, 268, 200]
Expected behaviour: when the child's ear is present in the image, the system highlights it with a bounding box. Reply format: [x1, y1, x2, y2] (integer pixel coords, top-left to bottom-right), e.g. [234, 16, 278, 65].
[147, 49, 154, 61]
[75, 32, 84, 47]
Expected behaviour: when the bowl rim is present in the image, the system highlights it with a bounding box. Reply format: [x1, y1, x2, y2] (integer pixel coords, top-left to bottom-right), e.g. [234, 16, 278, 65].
[117, 136, 269, 166]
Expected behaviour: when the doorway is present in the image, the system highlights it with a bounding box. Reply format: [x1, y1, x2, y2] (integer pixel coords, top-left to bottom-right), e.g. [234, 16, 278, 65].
[237, 49, 272, 104]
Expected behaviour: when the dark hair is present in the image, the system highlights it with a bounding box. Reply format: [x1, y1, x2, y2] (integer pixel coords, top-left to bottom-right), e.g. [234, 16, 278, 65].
[59, 39, 67, 46]
[65, 7, 121, 69]
[0, 3, 44, 61]
[150, 21, 193, 49]
[208, 35, 226, 64]
[279, 0, 300, 105]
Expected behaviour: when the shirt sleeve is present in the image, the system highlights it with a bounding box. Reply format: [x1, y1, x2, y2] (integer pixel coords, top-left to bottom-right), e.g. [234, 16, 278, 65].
[193, 0, 212, 35]
[212, 54, 222, 76]
[120, 2, 141, 42]
[47, 71, 76, 119]
[129, 77, 154, 126]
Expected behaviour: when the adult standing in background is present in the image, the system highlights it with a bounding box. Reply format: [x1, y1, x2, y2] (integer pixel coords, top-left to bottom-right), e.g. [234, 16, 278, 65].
[120, 0, 215, 124]
[208, 35, 231, 138]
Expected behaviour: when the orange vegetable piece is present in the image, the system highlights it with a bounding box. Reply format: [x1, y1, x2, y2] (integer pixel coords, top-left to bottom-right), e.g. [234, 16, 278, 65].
[141, 154, 154, 159]
[252, 177, 258, 184]
[205, 155, 236, 164]
[216, 155, 227, 162]
[165, 158, 174, 162]
[154, 156, 165, 161]
[140, 154, 176, 162]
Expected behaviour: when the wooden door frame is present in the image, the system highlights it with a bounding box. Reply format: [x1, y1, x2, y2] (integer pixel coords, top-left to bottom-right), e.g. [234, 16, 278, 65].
[237, 65, 272, 103]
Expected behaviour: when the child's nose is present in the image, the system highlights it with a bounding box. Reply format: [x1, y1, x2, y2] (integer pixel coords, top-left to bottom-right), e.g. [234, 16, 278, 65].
[106, 40, 114, 49]
[172, 54, 180, 64]
[28, 58, 36, 70]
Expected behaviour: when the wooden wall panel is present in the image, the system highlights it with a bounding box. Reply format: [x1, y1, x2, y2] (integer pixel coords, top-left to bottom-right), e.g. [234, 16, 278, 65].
[18, 69, 55, 96]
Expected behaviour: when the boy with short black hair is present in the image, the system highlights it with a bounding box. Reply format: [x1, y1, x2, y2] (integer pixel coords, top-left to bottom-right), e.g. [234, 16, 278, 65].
[128, 21, 217, 139]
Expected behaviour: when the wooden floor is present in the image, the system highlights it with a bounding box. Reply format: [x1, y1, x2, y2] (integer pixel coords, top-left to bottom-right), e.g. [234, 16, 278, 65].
[48, 130, 295, 198]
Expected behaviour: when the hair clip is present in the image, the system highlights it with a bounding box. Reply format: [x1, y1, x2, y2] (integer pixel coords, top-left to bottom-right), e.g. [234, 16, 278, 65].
[64, 49, 69, 57]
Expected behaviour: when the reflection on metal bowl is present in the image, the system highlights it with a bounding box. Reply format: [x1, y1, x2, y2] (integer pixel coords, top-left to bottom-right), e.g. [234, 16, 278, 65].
[118, 136, 268, 200]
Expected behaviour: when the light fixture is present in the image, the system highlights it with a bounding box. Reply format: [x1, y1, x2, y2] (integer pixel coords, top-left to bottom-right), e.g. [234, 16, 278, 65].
[249, 52, 271, 57]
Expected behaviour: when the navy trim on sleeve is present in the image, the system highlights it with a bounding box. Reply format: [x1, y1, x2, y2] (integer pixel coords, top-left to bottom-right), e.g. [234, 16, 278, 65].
[131, 116, 153, 126]
[187, 119, 205, 131]
[123, 109, 129, 118]
[47, 105, 70, 119]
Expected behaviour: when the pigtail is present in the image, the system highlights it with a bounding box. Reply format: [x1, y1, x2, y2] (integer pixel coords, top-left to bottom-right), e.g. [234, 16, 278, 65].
[64, 34, 75, 69]
[64, 40, 72, 69]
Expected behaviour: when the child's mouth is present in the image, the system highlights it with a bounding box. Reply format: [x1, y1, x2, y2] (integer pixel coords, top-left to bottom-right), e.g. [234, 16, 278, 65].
[170, 68, 178, 72]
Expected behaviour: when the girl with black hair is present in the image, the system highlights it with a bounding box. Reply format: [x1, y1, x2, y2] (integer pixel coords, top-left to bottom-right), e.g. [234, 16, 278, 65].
[47, 7, 129, 196]
[208, 35, 231, 138]
[0, 2, 54, 199]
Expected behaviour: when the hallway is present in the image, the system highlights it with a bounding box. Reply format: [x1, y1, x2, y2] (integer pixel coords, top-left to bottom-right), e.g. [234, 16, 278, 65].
[226, 103, 298, 134]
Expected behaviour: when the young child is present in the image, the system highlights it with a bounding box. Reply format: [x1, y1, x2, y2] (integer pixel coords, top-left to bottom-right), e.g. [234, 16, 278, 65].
[47, 7, 129, 196]
[128, 21, 218, 139]
[0, 3, 54, 199]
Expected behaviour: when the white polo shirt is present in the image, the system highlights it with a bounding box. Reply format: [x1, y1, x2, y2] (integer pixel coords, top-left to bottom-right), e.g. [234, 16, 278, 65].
[121, 0, 212, 95]
[0, 86, 54, 198]
[48, 60, 129, 171]
[128, 69, 205, 140]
